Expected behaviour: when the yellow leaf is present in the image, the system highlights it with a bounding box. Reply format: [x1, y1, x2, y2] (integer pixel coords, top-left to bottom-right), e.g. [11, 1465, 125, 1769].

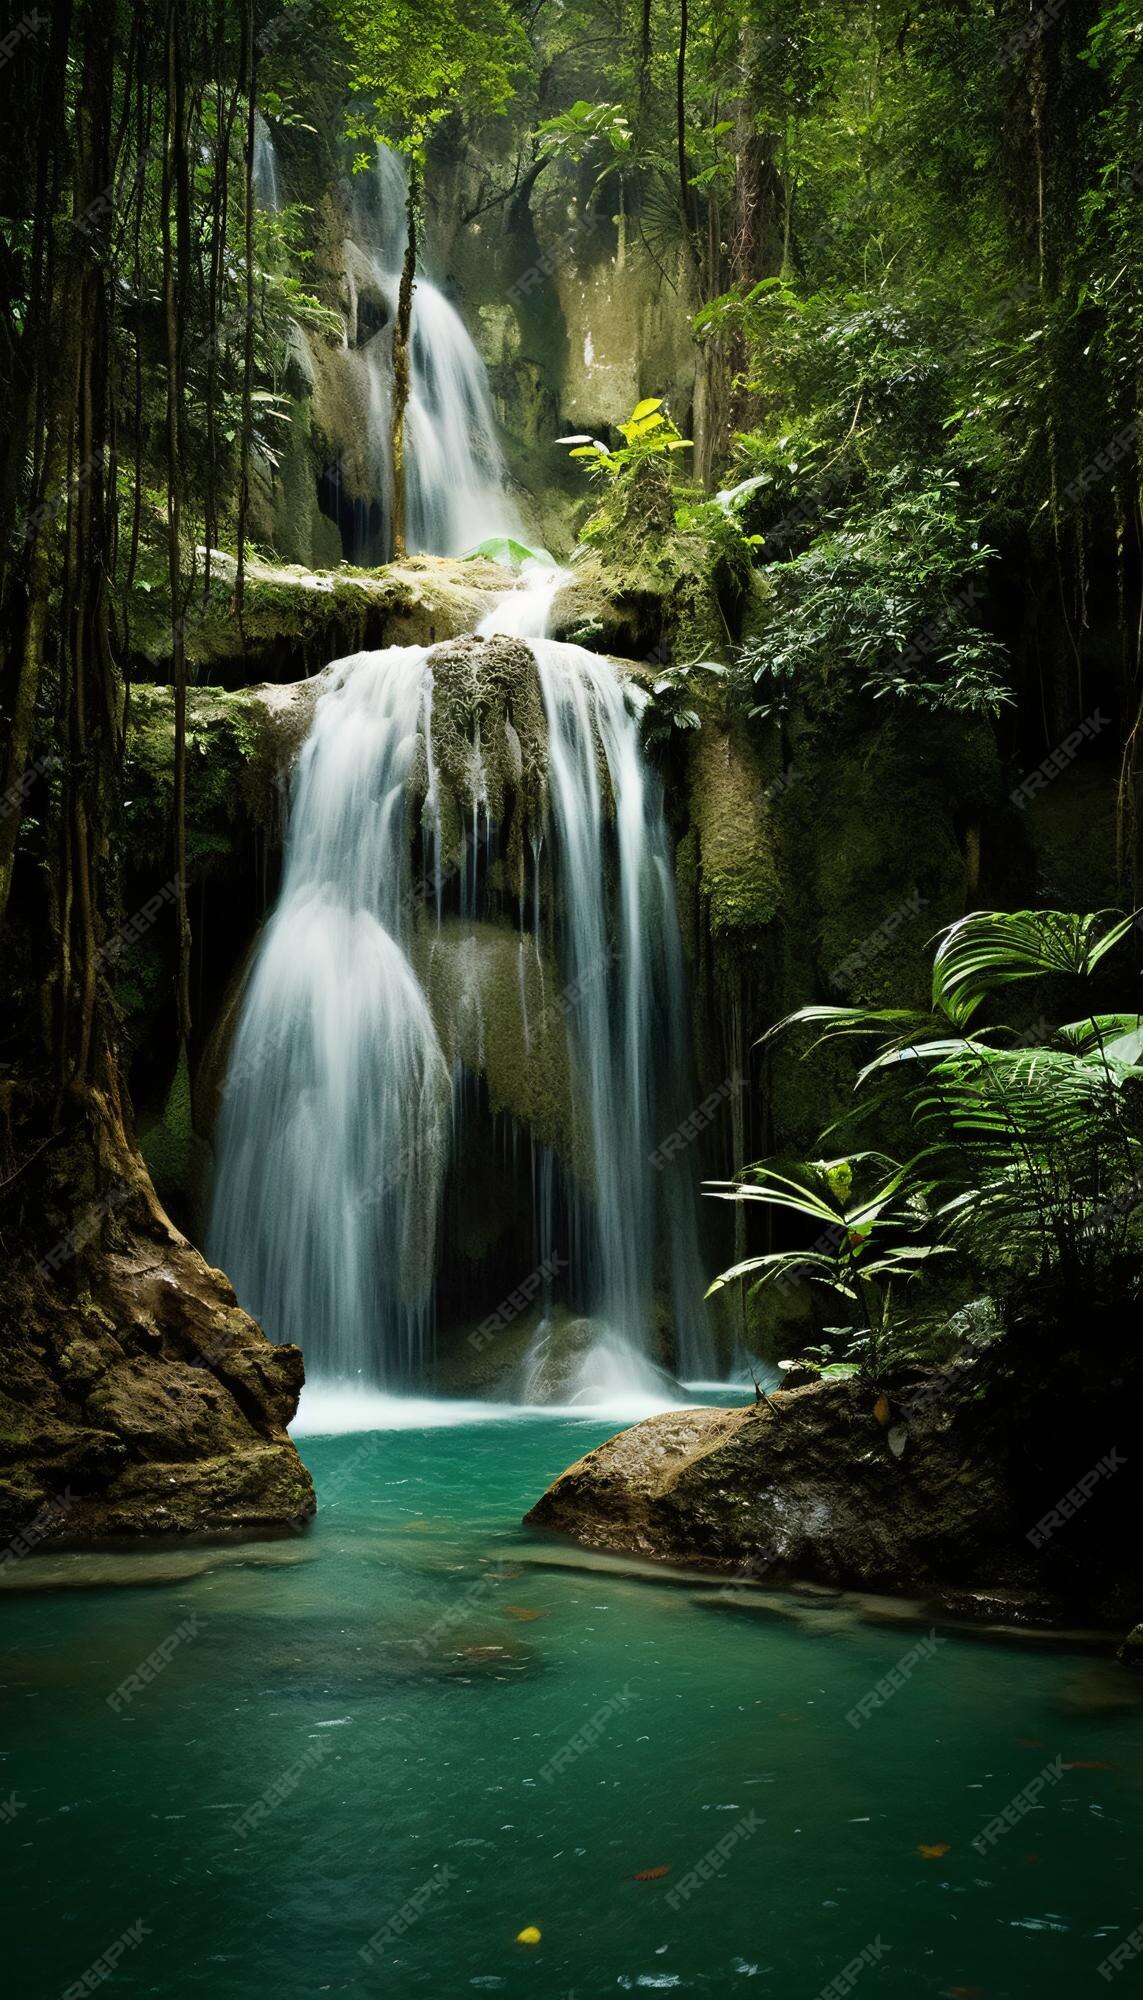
[515, 1926, 542, 1945]
[630, 395, 664, 421]
[873, 1393, 891, 1426]
[621, 413, 666, 441]
[917, 1842, 951, 1859]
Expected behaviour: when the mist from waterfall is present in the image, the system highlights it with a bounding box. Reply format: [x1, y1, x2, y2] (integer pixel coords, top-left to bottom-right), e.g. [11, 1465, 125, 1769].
[340, 146, 516, 560]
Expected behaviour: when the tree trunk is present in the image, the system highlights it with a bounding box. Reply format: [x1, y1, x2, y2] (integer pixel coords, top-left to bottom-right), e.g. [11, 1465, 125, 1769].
[163, 0, 192, 1051]
[389, 164, 419, 562]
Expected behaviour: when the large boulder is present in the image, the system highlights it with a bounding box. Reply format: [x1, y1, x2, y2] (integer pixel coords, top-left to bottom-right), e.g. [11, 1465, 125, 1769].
[0, 1123, 314, 1549]
[525, 1350, 1143, 1629]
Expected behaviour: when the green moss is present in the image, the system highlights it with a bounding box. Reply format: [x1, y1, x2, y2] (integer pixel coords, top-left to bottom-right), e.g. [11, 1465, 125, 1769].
[125, 681, 313, 877]
[122, 551, 513, 686]
[421, 636, 549, 895]
[688, 715, 783, 944]
[140, 1048, 194, 1201]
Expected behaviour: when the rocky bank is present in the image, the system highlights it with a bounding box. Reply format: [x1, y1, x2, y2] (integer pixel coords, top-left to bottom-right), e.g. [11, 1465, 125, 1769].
[525, 1345, 1143, 1636]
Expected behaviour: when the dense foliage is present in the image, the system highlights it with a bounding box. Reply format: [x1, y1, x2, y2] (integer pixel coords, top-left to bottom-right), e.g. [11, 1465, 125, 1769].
[711, 909, 1143, 1382]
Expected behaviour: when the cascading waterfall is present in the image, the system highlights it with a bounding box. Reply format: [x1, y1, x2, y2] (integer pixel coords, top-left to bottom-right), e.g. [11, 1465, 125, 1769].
[208, 196, 713, 1393]
[252, 113, 282, 212]
[207, 647, 452, 1382]
[482, 577, 710, 1377]
[339, 146, 516, 560]
[209, 569, 712, 1390]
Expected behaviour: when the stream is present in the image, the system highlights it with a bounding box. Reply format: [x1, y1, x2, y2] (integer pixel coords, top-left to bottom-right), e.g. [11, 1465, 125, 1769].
[4, 1403, 1141, 1998]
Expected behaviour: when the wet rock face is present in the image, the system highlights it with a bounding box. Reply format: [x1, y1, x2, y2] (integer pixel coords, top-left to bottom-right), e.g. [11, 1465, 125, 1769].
[0, 1148, 314, 1548]
[418, 633, 549, 893]
[523, 1367, 1140, 1629]
[525, 1385, 1013, 1594]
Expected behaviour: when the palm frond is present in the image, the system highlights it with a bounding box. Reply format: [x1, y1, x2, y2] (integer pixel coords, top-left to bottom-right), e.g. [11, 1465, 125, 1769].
[931, 909, 1136, 1026]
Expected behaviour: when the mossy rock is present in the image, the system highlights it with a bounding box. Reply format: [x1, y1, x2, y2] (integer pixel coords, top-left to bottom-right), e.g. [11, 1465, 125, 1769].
[125, 678, 317, 878]
[687, 713, 783, 945]
[415, 918, 587, 1181]
[140, 1048, 194, 1203]
[124, 552, 517, 688]
[419, 634, 549, 894]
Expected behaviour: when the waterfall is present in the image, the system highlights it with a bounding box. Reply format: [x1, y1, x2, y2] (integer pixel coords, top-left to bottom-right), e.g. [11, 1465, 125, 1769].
[253, 113, 282, 212]
[482, 577, 710, 1372]
[209, 571, 711, 1388]
[207, 647, 452, 1383]
[336, 146, 515, 562]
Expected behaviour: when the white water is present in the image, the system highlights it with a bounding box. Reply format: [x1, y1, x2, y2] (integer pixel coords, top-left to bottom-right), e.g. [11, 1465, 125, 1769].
[482, 573, 711, 1371]
[209, 569, 713, 1390]
[291, 1376, 691, 1437]
[340, 146, 515, 559]
[208, 646, 452, 1381]
[253, 114, 282, 212]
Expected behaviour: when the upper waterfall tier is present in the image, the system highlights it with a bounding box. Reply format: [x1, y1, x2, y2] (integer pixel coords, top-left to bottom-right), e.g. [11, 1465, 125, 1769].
[332, 145, 517, 563]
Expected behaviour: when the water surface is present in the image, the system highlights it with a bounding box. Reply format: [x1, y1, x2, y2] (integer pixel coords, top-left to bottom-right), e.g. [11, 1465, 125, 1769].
[3, 1410, 1140, 1997]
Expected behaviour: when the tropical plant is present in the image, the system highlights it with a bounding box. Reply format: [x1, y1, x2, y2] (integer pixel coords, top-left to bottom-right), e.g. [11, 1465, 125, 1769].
[741, 910, 1143, 1323]
[643, 655, 728, 745]
[558, 397, 692, 480]
[706, 1152, 946, 1389]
